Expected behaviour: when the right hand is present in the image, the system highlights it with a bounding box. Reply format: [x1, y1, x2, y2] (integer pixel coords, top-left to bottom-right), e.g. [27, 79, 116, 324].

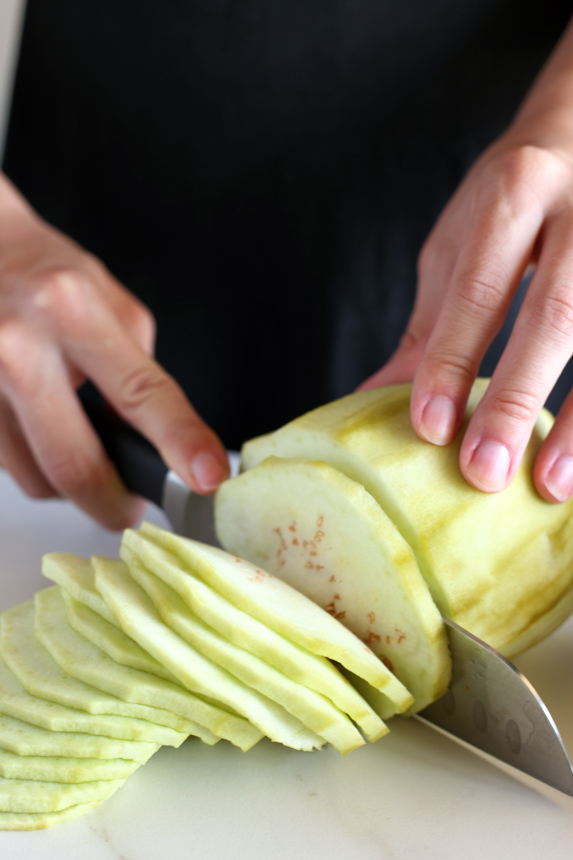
[0, 172, 229, 529]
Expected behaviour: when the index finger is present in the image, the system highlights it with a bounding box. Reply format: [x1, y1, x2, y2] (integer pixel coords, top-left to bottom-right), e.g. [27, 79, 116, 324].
[59, 293, 229, 494]
[410, 155, 545, 451]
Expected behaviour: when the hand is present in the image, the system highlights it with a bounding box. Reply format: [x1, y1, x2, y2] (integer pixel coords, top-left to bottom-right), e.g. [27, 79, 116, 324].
[0, 173, 229, 528]
[360, 20, 573, 503]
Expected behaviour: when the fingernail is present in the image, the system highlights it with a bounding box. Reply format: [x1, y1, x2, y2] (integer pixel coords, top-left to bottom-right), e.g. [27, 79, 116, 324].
[419, 396, 457, 445]
[190, 452, 228, 492]
[466, 441, 511, 492]
[545, 455, 573, 502]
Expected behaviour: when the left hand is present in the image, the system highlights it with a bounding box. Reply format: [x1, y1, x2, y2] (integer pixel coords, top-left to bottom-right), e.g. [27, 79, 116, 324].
[360, 19, 573, 504]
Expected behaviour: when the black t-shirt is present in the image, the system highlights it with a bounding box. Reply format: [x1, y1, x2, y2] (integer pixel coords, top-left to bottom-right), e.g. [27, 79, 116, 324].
[3, 1, 572, 446]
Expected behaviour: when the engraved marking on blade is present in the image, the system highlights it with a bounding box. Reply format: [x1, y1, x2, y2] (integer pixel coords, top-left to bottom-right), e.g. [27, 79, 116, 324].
[505, 718, 521, 755]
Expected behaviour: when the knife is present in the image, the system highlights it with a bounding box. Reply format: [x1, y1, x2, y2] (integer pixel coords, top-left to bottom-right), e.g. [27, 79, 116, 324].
[81, 391, 573, 796]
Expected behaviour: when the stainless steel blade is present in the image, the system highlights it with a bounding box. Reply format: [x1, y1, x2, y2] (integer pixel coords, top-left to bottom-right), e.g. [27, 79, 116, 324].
[417, 617, 573, 796]
[161, 452, 241, 546]
[159, 465, 573, 795]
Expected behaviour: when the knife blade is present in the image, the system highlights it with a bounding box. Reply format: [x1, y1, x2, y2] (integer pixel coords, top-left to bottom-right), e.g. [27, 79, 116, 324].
[81, 390, 573, 796]
[416, 618, 573, 796]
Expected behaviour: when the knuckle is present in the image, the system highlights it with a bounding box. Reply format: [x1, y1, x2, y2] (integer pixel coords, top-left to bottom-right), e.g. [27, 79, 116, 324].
[454, 267, 507, 316]
[531, 288, 573, 341]
[48, 452, 105, 498]
[426, 349, 477, 385]
[494, 146, 545, 184]
[480, 146, 565, 212]
[488, 387, 539, 424]
[0, 322, 24, 371]
[0, 322, 36, 392]
[31, 268, 95, 333]
[125, 301, 156, 350]
[489, 146, 549, 185]
[118, 363, 172, 413]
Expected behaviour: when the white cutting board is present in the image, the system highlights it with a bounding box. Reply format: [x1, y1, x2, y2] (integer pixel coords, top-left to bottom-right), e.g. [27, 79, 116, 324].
[0, 470, 572, 859]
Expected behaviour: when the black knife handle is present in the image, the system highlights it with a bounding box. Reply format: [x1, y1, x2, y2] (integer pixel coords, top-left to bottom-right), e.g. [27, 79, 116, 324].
[80, 387, 168, 507]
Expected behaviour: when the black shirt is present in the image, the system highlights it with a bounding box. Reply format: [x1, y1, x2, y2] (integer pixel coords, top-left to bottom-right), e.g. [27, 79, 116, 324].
[4, 1, 572, 446]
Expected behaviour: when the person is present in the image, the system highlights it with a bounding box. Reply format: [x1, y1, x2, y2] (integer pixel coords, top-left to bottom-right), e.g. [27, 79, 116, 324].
[1, 1, 573, 529]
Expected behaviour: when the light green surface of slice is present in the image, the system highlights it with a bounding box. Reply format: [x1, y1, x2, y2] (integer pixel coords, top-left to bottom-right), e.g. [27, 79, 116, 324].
[0, 800, 101, 830]
[37, 587, 217, 747]
[34, 587, 189, 747]
[57, 585, 261, 752]
[0, 713, 158, 762]
[0, 746, 140, 783]
[124, 528, 394, 731]
[214, 459, 448, 712]
[141, 520, 417, 709]
[0, 651, 182, 749]
[0, 773, 123, 813]
[39, 556, 252, 748]
[63, 584, 178, 684]
[93, 556, 324, 751]
[0, 601, 189, 744]
[127, 552, 372, 753]
[42, 553, 117, 625]
[238, 382, 573, 657]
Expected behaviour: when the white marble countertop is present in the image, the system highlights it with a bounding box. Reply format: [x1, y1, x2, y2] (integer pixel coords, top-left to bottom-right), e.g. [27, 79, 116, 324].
[0, 470, 572, 858]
